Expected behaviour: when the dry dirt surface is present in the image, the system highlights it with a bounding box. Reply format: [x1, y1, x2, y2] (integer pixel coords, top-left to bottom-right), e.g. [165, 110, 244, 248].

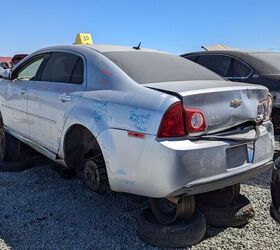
[0, 163, 279, 250]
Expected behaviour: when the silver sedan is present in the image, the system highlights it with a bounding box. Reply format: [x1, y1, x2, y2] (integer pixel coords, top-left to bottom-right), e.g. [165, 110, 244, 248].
[0, 44, 274, 222]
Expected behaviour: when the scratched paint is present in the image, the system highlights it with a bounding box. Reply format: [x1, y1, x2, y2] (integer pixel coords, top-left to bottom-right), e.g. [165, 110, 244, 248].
[129, 108, 151, 132]
[93, 101, 112, 122]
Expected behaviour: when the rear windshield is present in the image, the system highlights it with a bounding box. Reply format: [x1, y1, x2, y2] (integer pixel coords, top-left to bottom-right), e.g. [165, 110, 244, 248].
[251, 53, 280, 74]
[102, 51, 222, 84]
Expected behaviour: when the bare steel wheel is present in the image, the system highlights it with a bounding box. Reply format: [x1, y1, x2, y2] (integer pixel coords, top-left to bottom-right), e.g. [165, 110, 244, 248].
[83, 153, 109, 194]
[150, 196, 195, 225]
[197, 184, 241, 208]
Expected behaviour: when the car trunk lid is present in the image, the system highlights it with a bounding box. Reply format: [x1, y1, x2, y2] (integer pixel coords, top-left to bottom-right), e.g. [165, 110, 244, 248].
[145, 80, 268, 135]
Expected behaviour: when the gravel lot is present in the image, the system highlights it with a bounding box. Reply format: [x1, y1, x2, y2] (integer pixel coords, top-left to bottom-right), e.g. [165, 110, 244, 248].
[0, 162, 279, 250]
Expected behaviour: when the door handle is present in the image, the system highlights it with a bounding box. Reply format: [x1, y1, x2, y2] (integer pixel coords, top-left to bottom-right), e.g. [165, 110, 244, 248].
[58, 93, 72, 103]
[20, 88, 28, 95]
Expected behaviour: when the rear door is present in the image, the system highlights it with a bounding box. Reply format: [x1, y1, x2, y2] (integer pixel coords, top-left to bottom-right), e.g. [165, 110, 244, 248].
[28, 51, 86, 153]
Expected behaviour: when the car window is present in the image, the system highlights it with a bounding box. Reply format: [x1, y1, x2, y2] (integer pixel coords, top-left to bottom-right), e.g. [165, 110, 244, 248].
[103, 51, 222, 84]
[16, 57, 45, 81]
[70, 58, 84, 84]
[231, 59, 252, 78]
[197, 55, 231, 77]
[40, 52, 83, 84]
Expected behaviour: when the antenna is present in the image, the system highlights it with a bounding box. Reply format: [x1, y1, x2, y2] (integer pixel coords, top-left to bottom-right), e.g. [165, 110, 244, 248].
[201, 45, 208, 51]
[133, 42, 141, 50]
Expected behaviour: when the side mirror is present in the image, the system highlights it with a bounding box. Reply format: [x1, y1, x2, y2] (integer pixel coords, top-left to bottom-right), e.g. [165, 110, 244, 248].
[1, 69, 12, 80]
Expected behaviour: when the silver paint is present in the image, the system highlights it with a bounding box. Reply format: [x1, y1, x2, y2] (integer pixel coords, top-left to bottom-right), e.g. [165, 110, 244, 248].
[0, 44, 275, 198]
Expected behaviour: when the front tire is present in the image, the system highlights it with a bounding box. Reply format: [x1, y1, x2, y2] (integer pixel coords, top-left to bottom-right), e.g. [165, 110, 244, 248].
[0, 124, 21, 162]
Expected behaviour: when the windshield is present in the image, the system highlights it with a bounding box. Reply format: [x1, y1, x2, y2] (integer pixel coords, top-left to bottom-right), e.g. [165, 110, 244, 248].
[103, 51, 222, 84]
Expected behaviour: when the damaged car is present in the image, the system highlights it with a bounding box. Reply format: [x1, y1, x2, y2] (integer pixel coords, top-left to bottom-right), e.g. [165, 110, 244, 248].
[182, 49, 280, 134]
[0, 43, 275, 236]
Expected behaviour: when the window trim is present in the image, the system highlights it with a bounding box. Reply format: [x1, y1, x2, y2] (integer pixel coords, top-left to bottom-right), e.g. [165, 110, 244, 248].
[37, 50, 86, 85]
[194, 53, 254, 80]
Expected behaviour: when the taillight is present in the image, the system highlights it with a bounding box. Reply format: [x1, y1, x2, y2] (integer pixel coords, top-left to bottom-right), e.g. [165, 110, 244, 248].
[157, 102, 185, 138]
[157, 102, 207, 138]
[256, 95, 272, 122]
[184, 108, 206, 133]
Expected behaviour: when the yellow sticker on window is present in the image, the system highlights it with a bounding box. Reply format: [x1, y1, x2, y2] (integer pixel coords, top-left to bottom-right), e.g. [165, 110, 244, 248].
[75, 33, 93, 45]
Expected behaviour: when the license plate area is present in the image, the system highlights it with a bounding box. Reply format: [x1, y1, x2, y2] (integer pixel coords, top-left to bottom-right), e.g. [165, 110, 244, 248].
[226, 144, 249, 169]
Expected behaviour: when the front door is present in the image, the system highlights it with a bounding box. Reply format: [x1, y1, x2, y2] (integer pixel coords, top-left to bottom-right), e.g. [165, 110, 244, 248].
[0, 55, 47, 138]
[28, 51, 86, 153]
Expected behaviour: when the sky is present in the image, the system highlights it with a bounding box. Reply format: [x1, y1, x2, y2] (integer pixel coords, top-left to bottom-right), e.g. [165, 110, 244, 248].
[1, 0, 280, 56]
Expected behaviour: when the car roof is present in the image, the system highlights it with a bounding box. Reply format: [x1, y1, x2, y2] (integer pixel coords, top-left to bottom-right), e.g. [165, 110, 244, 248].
[35, 44, 169, 55]
[182, 50, 280, 75]
[83, 44, 168, 53]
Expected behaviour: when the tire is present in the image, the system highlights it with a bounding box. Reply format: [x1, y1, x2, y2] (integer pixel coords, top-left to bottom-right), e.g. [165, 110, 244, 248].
[196, 184, 240, 208]
[198, 194, 255, 228]
[271, 162, 280, 223]
[137, 208, 206, 248]
[1, 132, 21, 162]
[270, 204, 280, 223]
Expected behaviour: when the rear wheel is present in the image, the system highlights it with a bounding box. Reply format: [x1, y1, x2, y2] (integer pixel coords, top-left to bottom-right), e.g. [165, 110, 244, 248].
[83, 153, 109, 194]
[150, 195, 195, 225]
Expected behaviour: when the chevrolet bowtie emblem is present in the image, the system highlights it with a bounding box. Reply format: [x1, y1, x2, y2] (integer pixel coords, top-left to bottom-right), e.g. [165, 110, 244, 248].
[230, 99, 242, 108]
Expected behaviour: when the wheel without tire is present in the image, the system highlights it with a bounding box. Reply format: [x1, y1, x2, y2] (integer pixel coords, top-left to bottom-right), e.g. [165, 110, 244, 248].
[198, 194, 254, 228]
[0, 132, 21, 162]
[83, 153, 109, 194]
[150, 196, 195, 225]
[137, 208, 206, 248]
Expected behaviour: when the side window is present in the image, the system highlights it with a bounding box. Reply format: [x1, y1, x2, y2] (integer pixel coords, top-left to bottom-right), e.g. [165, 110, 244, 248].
[70, 58, 84, 84]
[15, 56, 45, 81]
[40, 52, 84, 84]
[231, 59, 252, 78]
[197, 55, 231, 77]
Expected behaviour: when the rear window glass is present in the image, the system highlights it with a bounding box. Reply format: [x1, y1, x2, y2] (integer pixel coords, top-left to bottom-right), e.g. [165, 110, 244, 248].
[41, 52, 83, 84]
[102, 51, 222, 84]
[250, 53, 280, 74]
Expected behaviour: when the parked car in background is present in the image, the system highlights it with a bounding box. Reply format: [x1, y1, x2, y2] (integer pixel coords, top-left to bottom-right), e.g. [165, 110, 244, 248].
[182, 48, 280, 134]
[0, 66, 5, 76]
[0, 42, 274, 226]
[11, 54, 28, 66]
[271, 157, 280, 223]
[0, 57, 12, 69]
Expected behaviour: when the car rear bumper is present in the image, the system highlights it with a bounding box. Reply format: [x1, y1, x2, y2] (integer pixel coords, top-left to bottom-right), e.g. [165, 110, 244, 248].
[98, 121, 274, 198]
[171, 160, 273, 196]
